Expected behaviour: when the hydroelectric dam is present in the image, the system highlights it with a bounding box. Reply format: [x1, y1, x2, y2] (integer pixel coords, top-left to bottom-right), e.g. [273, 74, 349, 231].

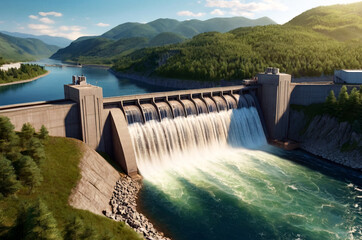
[1, 70, 361, 239]
[0, 70, 292, 176]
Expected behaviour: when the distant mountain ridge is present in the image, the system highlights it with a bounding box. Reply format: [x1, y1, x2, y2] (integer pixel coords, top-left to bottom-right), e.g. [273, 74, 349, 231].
[51, 16, 276, 63]
[102, 17, 276, 40]
[0, 32, 60, 62]
[286, 2, 362, 41]
[0, 31, 72, 48]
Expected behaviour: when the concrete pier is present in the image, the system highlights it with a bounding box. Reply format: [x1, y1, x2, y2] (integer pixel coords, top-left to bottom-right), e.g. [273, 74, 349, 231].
[257, 70, 291, 140]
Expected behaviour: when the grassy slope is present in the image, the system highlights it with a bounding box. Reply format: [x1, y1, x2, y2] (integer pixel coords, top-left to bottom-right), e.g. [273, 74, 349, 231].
[0, 137, 141, 240]
[286, 2, 362, 41]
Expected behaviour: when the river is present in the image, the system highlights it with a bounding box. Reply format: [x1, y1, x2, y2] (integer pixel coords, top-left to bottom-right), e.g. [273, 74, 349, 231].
[0, 59, 173, 106]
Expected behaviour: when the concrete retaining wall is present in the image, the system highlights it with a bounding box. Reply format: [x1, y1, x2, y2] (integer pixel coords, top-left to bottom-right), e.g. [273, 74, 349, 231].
[69, 140, 120, 215]
[0, 100, 81, 139]
[290, 84, 357, 106]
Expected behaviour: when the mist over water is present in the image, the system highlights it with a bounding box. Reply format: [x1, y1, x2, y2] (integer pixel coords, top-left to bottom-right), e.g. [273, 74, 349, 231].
[128, 107, 362, 240]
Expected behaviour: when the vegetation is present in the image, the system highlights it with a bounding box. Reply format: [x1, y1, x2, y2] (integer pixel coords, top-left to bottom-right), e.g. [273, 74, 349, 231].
[0, 117, 141, 240]
[0, 64, 47, 84]
[113, 25, 362, 81]
[286, 2, 362, 41]
[0, 57, 8, 66]
[51, 17, 275, 64]
[0, 32, 59, 62]
[291, 86, 361, 153]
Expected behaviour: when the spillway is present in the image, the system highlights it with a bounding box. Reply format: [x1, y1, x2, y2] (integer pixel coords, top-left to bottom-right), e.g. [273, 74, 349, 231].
[125, 93, 266, 175]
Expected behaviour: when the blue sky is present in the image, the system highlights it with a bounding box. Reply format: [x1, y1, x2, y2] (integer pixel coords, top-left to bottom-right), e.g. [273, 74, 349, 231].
[0, 0, 360, 40]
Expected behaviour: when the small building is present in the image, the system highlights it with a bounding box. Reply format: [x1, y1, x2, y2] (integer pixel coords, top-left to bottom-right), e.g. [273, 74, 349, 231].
[334, 70, 362, 84]
[0, 62, 22, 71]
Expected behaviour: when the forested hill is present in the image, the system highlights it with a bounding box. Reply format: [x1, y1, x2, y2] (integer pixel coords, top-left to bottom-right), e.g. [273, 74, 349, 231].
[111, 2, 362, 81]
[286, 2, 362, 41]
[0, 31, 71, 48]
[102, 17, 276, 40]
[112, 25, 362, 80]
[50, 16, 275, 64]
[0, 33, 59, 62]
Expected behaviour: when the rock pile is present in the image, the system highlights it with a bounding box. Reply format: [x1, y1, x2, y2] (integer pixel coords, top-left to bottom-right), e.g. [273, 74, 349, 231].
[103, 176, 171, 240]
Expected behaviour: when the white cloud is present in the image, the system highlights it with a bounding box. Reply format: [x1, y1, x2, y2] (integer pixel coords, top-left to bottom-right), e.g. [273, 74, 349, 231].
[205, 0, 288, 16]
[96, 22, 110, 27]
[28, 24, 51, 30]
[39, 11, 62, 17]
[0, 21, 4, 24]
[211, 9, 225, 15]
[28, 24, 87, 40]
[39, 17, 55, 24]
[29, 15, 38, 20]
[177, 10, 206, 17]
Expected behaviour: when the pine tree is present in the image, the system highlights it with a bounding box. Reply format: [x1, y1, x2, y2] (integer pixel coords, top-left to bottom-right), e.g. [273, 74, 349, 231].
[20, 123, 35, 148]
[338, 85, 349, 106]
[26, 138, 45, 165]
[24, 199, 61, 240]
[39, 125, 49, 140]
[324, 90, 337, 116]
[64, 216, 98, 240]
[64, 216, 86, 240]
[16, 156, 43, 192]
[0, 155, 21, 197]
[0, 116, 19, 155]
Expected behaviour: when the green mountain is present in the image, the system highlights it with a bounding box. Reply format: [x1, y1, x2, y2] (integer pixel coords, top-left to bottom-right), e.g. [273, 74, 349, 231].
[51, 16, 276, 64]
[102, 17, 276, 40]
[0, 32, 59, 62]
[112, 25, 362, 80]
[286, 2, 362, 41]
[0, 31, 71, 48]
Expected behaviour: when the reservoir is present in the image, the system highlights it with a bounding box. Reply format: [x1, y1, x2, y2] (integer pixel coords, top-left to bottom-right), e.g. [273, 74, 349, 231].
[0, 59, 172, 106]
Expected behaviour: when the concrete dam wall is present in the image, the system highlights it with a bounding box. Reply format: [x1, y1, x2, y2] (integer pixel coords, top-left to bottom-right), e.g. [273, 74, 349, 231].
[0, 71, 297, 176]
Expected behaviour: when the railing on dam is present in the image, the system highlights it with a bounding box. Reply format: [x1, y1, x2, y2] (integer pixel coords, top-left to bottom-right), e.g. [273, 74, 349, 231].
[103, 85, 259, 125]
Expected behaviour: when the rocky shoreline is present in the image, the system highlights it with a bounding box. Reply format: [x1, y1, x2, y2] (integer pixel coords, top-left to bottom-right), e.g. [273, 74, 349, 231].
[104, 176, 171, 240]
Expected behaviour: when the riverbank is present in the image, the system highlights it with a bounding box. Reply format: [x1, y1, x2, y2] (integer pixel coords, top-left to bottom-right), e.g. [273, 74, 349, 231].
[104, 176, 171, 240]
[0, 71, 50, 87]
[110, 69, 244, 89]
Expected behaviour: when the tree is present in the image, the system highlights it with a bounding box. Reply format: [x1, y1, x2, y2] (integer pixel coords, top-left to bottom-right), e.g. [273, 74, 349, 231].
[20, 123, 35, 148]
[64, 216, 98, 240]
[324, 90, 337, 115]
[64, 216, 86, 240]
[338, 85, 349, 106]
[39, 125, 49, 140]
[26, 138, 45, 165]
[24, 199, 61, 240]
[16, 156, 43, 192]
[0, 116, 18, 154]
[0, 155, 21, 197]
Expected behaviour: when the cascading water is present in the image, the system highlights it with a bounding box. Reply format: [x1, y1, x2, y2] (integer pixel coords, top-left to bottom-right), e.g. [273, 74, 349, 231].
[129, 107, 266, 177]
[125, 96, 361, 240]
